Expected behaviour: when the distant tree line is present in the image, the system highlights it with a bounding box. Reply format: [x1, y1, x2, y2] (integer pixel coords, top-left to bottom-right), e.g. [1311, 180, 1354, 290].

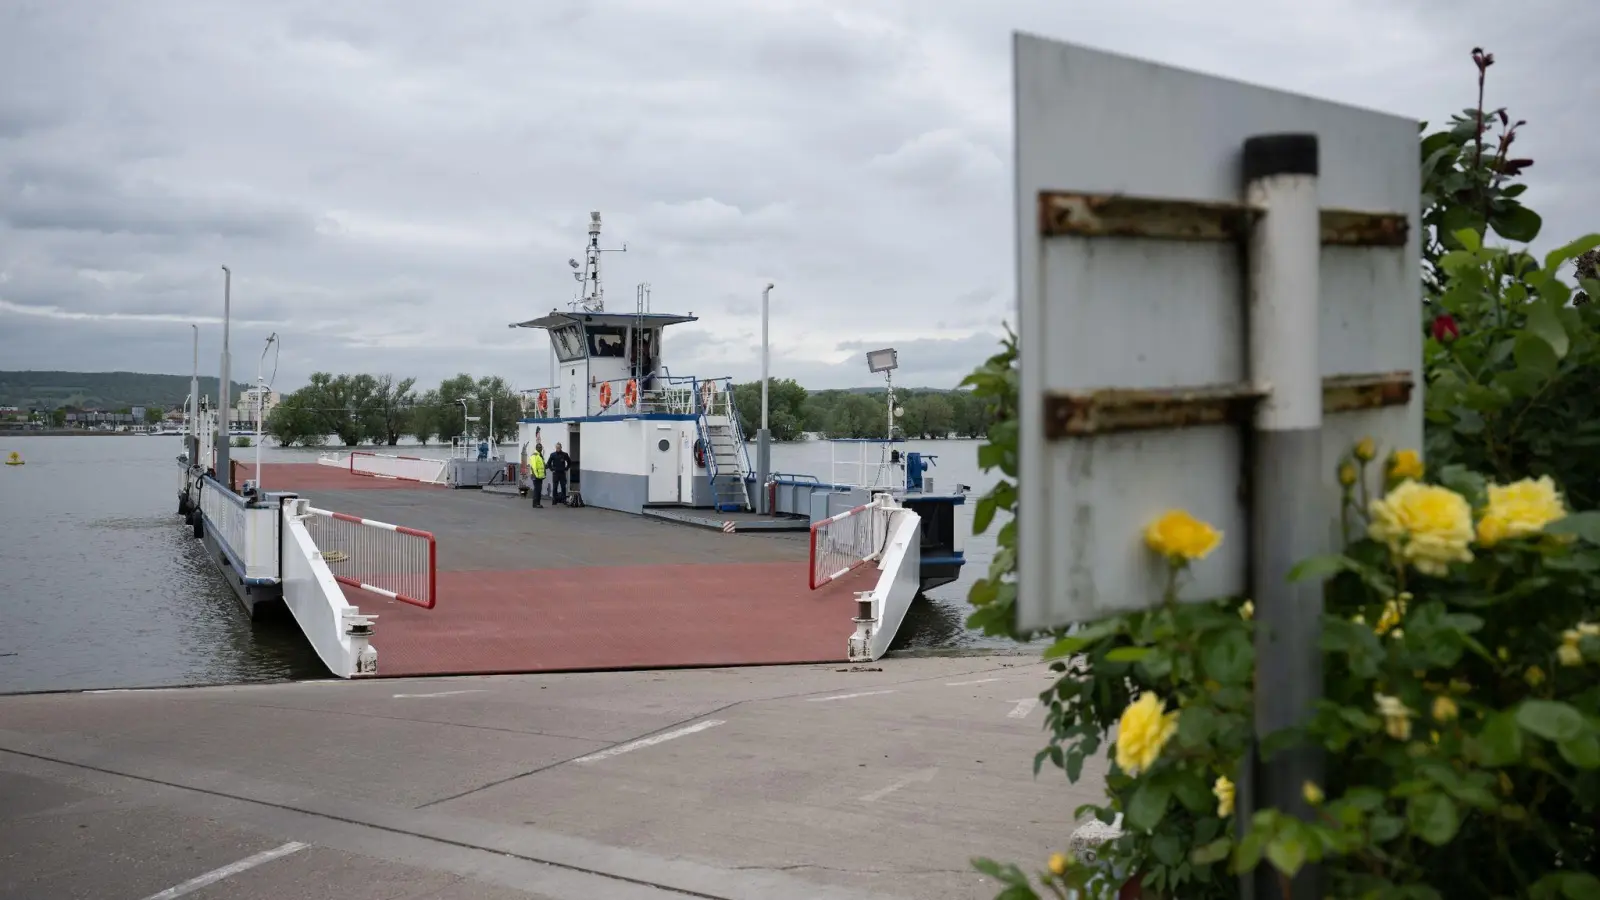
[265, 373, 523, 447]
[729, 379, 998, 442]
[264, 372, 1001, 447]
[0, 370, 251, 411]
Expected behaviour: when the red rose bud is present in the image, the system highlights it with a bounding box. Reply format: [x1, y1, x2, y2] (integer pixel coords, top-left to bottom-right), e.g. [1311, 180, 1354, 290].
[1432, 313, 1460, 343]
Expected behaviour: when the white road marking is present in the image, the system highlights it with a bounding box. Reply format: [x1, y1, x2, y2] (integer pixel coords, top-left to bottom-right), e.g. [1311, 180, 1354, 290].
[807, 690, 898, 702]
[1008, 698, 1039, 719]
[141, 842, 308, 899]
[860, 768, 939, 803]
[391, 689, 488, 699]
[945, 677, 1001, 686]
[573, 720, 725, 764]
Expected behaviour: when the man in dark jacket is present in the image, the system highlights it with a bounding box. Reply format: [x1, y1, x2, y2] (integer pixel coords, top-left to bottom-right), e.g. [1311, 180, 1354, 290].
[547, 443, 572, 505]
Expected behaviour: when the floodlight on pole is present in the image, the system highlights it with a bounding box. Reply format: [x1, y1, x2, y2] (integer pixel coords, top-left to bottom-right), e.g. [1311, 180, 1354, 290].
[866, 348, 900, 440]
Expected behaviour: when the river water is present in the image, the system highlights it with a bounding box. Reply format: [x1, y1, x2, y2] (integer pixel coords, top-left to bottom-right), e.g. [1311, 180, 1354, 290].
[0, 434, 1014, 693]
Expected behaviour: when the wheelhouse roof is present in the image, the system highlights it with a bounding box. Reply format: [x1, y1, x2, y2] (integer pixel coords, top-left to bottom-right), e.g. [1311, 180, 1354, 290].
[508, 310, 699, 330]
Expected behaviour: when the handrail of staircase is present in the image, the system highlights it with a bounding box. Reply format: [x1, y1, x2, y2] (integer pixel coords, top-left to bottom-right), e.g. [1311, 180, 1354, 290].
[689, 377, 720, 489]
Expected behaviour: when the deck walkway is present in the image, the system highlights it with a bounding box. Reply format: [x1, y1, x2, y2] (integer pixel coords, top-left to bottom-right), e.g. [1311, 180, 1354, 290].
[243, 464, 872, 679]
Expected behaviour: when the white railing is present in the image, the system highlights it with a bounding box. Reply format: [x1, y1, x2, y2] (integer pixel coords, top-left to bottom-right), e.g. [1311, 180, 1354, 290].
[281, 499, 379, 677]
[349, 451, 449, 485]
[847, 500, 922, 662]
[198, 476, 281, 583]
[301, 506, 437, 608]
[809, 494, 894, 590]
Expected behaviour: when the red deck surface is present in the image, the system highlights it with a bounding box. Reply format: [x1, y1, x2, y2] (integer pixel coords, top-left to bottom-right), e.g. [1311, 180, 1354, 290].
[247, 462, 440, 492]
[242, 463, 868, 676]
[345, 562, 872, 677]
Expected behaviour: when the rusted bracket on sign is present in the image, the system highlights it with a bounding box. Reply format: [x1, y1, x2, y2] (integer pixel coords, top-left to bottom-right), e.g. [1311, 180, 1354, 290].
[1037, 192, 1408, 248]
[1043, 370, 1415, 439]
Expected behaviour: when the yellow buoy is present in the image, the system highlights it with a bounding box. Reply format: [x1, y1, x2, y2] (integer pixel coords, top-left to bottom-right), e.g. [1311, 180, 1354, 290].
[4, 451, 22, 466]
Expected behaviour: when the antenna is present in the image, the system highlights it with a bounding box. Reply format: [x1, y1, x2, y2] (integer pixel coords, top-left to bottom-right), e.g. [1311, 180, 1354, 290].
[572, 210, 627, 313]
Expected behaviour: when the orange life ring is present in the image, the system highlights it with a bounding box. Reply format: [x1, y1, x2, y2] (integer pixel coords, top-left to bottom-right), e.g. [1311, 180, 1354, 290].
[623, 379, 639, 408]
[536, 389, 549, 415]
[598, 381, 613, 408]
[698, 381, 715, 412]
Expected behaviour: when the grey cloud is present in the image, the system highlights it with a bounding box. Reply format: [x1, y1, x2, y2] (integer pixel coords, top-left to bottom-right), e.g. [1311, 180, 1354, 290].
[0, 0, 1593, 396]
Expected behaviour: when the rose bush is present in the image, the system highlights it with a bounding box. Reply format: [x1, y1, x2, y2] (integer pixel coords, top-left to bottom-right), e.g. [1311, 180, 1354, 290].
[966, 47, 1600, 900]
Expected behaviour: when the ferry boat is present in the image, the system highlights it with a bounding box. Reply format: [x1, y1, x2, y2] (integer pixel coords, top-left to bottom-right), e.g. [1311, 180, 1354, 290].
[506, 211, 968, 593]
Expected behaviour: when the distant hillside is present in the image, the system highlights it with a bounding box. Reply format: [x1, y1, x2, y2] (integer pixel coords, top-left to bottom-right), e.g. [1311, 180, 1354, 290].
[831, 386, 958, 395]
[0, 371, 252, 411]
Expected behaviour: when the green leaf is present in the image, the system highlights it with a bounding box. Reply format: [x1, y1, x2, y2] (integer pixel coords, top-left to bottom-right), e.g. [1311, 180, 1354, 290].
[1525, 301, 1569, 359]
[1041, 619, 1118, 659]
[1406, 792, 1461, 846]
[1124, 779, 1173, 832]
[1200, 629, 1253, 685]
[1172, 770, 1218, 813]
[1516, 700, 1588, 742]
[1288, 554, 1355, 583]
[1472, 711, 1524, 768]
[1490, 203, 1542, 243]
[1448, 222, 1483, 251]
[1512, 333, 1559, 379]
[1547, 511, 1600, 544]
[995, 886, 1038, 900]
[1151, 834, 1184, 866]
[972, 858, 1030, 887]
[1105, 646, 1150, 663]
[1265, 829, 1308, 877]
[1542, 233, 1600, 272]
[1342, 787, 1386, 812]
[1557, 731, 1600, 769]
[973, 494, 997, 535]
[1191, 836, 1232, 866]
[1369, 813, 1405, 843]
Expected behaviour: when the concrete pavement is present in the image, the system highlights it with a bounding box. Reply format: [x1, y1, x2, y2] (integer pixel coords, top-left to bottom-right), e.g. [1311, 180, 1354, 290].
[0, 653, 1107, 900]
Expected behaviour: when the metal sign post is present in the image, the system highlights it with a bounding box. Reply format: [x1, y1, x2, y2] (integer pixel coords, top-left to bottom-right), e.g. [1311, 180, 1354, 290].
[1013, 33, 1421, 898]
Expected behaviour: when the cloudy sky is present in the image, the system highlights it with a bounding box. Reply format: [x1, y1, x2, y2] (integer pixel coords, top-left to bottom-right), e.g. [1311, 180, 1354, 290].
[1, 1, 1594, 394]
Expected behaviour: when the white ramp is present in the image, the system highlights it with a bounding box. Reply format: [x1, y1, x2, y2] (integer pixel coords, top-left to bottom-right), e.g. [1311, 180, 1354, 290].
[810, 497, 921, 663]
[280, 499, 379, 677]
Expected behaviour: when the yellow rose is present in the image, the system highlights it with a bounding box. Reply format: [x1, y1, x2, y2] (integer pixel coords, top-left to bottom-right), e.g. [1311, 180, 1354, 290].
[1388, 449, 1424, 481]
[1238, 600, 1254, 621]
[1213, 775, 1235, 817]
[1368, 481, 1474, 576]
[1048, 852, 1069, 876]
[1375, 693, 1414, 741]
[1525, 666, 1546, 687]
[1354, 437, 1377, 462]
[1477, 476, 1567, 547]
[1302, 781, 1324, 806]
[1432, 695, 1459, 722]
[1114, 692, 1179, 776]
[1144, 510, 1222, 563]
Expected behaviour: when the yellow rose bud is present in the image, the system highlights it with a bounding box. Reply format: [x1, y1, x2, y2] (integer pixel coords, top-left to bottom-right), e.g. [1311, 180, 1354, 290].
[1338, 461, 1359, 488]
[1144, 509, 1223, 563]
[1048, 852, 1069, 876]
[1432, 695, 1459, 722]
[1388, 449, 1424, 481]
[1213, 775, 1235, 817]
[1354, 437, 1377, 462]
[1238, 600, 1254, 620]
[1302, 781, 1324, 806]
[1557, 643, 1583, 667]
[1525, 666, 1546, 687]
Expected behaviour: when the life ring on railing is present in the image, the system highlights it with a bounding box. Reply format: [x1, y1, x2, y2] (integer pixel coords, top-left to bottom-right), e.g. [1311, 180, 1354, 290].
[598, 381, 613, 408]
[693, 438, 707, 469]
[536, 389, 549, 415]
[698, 381, 715, 412]
[623, 379, 639, 409]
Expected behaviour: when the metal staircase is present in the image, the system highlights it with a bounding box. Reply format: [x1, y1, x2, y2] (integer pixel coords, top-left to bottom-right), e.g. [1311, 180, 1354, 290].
[695, 379, 752, 512]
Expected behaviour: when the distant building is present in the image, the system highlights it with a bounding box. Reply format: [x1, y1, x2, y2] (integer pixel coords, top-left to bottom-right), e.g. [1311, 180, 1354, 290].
[235, 388, 280, 419]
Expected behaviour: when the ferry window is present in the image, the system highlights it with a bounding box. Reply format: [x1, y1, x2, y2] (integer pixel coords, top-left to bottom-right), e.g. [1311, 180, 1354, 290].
[552, 325, 585, 362]
[587, 326, 626, 358]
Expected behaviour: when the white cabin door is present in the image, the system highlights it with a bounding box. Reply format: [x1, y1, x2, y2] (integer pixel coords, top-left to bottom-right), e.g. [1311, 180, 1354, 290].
[648, 426, 679, 503]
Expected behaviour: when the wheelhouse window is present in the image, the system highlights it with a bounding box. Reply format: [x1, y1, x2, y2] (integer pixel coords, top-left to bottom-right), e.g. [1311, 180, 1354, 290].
[587, 326, 626, 358]
[552, 324, 586, 362]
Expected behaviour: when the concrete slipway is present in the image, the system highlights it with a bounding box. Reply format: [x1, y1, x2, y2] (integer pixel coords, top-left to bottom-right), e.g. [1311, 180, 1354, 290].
[0, 655, 1109, 900]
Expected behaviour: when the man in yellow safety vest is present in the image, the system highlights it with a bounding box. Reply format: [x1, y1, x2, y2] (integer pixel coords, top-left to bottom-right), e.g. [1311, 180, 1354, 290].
[528, 444, 547, 508]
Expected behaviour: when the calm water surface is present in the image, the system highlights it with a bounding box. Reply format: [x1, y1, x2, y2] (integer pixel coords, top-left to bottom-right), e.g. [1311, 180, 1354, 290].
[0, 434, 1015, 694]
